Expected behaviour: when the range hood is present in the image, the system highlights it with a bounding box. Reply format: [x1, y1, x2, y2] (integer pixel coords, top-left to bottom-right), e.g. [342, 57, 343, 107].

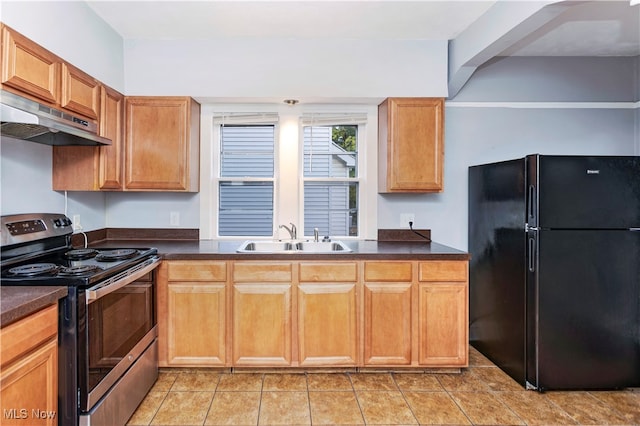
[0, 90, 111, 146]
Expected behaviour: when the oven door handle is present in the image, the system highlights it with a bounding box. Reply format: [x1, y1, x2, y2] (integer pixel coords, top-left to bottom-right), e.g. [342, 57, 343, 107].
[86, 256, 161, 304]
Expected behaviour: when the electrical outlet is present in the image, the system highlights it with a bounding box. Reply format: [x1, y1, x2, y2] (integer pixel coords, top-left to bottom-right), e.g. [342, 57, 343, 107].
[400, 213, 415, 228]
[72, 215, 82, 231]
[170, 211, 180, 226]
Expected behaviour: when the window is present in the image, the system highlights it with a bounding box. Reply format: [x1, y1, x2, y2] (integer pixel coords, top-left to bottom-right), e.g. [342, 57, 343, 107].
[217, 115, 278, 236]
[201, 105, 377, 240]
[302, 119, 360, 237]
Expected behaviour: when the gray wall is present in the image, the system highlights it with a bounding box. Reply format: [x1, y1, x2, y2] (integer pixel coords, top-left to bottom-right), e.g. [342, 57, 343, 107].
[378, 56, 639, 249]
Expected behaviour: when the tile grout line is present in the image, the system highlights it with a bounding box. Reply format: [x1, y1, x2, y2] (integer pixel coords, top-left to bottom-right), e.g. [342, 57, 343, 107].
[347, 372, 368, 425]
[390, 372, 421, 426]
[201, 372, 222, 426]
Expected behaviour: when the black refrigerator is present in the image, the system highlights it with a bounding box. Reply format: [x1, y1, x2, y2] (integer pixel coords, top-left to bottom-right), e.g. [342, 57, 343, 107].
[468, 155, 640, 391]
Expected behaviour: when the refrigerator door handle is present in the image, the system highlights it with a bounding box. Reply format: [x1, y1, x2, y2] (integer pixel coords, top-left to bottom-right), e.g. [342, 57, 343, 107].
[528, 237, 536, 272]
[528, 185, 536, 222]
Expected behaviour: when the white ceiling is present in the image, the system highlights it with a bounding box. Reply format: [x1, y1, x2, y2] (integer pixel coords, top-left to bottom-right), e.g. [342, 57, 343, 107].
[87, 0, 639, 56]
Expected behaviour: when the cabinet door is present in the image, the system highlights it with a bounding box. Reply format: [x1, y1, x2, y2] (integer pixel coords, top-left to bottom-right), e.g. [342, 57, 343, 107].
[0, 304, 58, 426]
[60, 63, 100, 120]
[418, 261, 468, 366]
[363, 283, 412, 366]
[378, 97, 444, 192]
[158, 261, 228, 367]
[52, 86, 124, 191]
[363, 262, 413, 366]
[125, 97, 200, 191]
[98, 86, 124, 189]
[232, 284, 292, 366]
[0, 339, 57, 426]
[167, 282, 227, 366]
[418, 283, 467, 366]
[1, 24, 59, 104]
[298, 283, 358, 366]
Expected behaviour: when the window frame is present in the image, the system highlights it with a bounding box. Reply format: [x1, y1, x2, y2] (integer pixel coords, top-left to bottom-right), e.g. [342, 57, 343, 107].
[300, 116, 364, 239]
[199, 103, 378, 241]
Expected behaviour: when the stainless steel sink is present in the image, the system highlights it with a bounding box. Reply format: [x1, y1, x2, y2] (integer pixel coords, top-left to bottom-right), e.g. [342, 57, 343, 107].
[236, 240, 352, 253]
[294, 241, 352, 253]
[236, 241, 295, 253]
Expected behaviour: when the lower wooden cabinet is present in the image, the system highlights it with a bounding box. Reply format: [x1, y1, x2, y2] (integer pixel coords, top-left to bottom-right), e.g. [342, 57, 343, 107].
[232, 262, 293, 366]
[158, 261, 227, 366]
[298, 283, 358, 366]
[158, 259, 468, 369]
[362, 261, 412, 366]
[233, 283, 292, 366]
[0, 304, 58, 426]
[418, 261, 469, 366]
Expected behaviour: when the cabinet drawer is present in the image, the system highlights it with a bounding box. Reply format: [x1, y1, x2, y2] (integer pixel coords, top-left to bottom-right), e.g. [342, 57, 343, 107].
[364, 262, 412, 282]
[299, 262, 357, 282]
[1, 304, 58, 368]
[419, 261, 468, 282]
[233, 262, 292, 282]
[167, 261, 227, 281]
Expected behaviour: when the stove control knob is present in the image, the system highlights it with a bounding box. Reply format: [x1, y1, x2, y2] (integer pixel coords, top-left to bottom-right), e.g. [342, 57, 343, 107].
[53, 219, 62, 227]
[63, 218, 72, 226]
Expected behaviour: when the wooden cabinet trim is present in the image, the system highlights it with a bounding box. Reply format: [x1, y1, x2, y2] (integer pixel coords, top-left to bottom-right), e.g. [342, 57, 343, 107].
[299, 262, 357, 282]
[418, 260, 468, 282]
[167, 261, 227, 282]
[364, 261, 412, 282]
[233, 262, 293, 282]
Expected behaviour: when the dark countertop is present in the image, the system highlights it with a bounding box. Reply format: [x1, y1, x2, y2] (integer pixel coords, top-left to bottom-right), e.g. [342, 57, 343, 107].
[0, 238, 467, 326]
[1, 286, 67, 327]
[94, 239, 470, 261]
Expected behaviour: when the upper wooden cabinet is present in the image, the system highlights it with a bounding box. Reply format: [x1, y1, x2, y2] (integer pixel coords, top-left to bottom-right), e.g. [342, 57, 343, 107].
[53, 94, 200, 192]
[1, 24, 99, 121]
[53, 86, 124, 191]
[60, 63, 100, 120]
[1, 24, 58, 104]
[124, 97, 200, 192]
[378, 97, 445, 193]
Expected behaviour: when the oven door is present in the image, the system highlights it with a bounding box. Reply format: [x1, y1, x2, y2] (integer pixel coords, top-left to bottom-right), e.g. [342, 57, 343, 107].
[80, 257, 160, 411]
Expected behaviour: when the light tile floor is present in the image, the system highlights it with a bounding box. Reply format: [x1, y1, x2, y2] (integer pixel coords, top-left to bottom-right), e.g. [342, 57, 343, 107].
[127, 347, 640, 425]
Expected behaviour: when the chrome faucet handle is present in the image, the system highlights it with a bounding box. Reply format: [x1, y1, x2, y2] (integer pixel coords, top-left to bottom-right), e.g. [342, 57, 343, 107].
[279, 223, 296, 240]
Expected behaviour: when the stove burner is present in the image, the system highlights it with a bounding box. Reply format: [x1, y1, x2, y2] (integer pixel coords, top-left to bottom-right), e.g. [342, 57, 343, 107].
[59, 265, 103, 276]
[65, 248, 99, 260]
[9, 263, 59, 277]
[95, 249, 138, 262]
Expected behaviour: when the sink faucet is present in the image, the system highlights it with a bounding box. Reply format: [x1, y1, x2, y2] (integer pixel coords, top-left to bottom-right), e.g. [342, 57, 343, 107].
[279, 223, 297, 240]
[314, 228, 319, 242]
